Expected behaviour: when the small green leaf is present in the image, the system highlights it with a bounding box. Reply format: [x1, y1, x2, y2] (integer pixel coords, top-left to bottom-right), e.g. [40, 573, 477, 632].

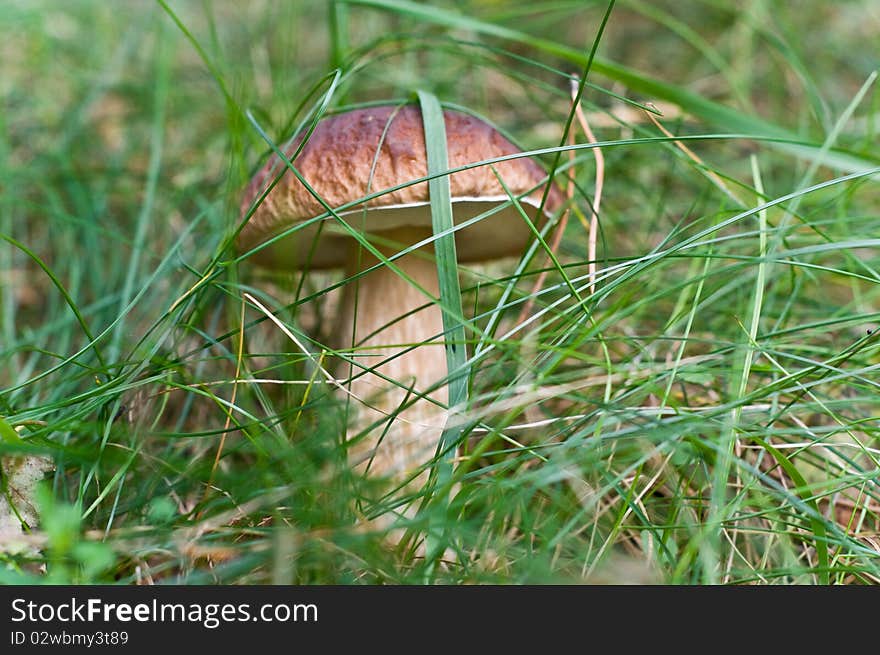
[0, 416, 26, 446]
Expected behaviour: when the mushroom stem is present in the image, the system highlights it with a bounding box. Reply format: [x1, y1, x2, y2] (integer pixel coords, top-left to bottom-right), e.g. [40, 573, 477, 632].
[336, 227, 449, 489]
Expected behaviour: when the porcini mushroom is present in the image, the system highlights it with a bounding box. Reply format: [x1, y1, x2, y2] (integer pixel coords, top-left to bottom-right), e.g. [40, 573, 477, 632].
[239, 104, 562, 497]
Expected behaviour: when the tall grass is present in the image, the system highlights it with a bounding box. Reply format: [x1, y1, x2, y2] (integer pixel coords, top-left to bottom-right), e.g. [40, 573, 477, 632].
[1, 0, 878, 584]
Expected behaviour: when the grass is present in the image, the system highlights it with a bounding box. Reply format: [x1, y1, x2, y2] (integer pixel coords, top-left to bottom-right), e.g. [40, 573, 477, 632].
[1, 0, 879, 584]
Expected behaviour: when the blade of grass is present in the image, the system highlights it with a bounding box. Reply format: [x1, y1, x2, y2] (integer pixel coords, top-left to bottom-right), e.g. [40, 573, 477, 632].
[416, 90, 467, 567]
[713, 155, 769, 583]
[329, 1, 350, 70]
[0, 416, 26, 447]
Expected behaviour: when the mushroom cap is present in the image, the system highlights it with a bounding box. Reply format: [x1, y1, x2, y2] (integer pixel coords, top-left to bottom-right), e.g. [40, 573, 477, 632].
[238, 104, 564, 270]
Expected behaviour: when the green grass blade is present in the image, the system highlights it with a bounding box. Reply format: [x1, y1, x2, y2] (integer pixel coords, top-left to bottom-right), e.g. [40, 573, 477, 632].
[417, 91, 468, 418]
[329, 1, 351, 70]
[417, 90, 468, 565]
[0, 416, 26, 446]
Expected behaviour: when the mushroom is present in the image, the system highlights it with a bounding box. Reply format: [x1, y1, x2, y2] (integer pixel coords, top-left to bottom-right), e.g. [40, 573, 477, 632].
[239, 104, 562, 499]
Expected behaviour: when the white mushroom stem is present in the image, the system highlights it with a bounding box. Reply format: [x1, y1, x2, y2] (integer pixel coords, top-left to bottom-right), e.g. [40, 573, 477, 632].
[336, 226, 449, 487]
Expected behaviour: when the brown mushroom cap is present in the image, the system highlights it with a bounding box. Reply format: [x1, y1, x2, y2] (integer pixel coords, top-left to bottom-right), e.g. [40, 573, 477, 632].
[238, 104, 564, 270]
